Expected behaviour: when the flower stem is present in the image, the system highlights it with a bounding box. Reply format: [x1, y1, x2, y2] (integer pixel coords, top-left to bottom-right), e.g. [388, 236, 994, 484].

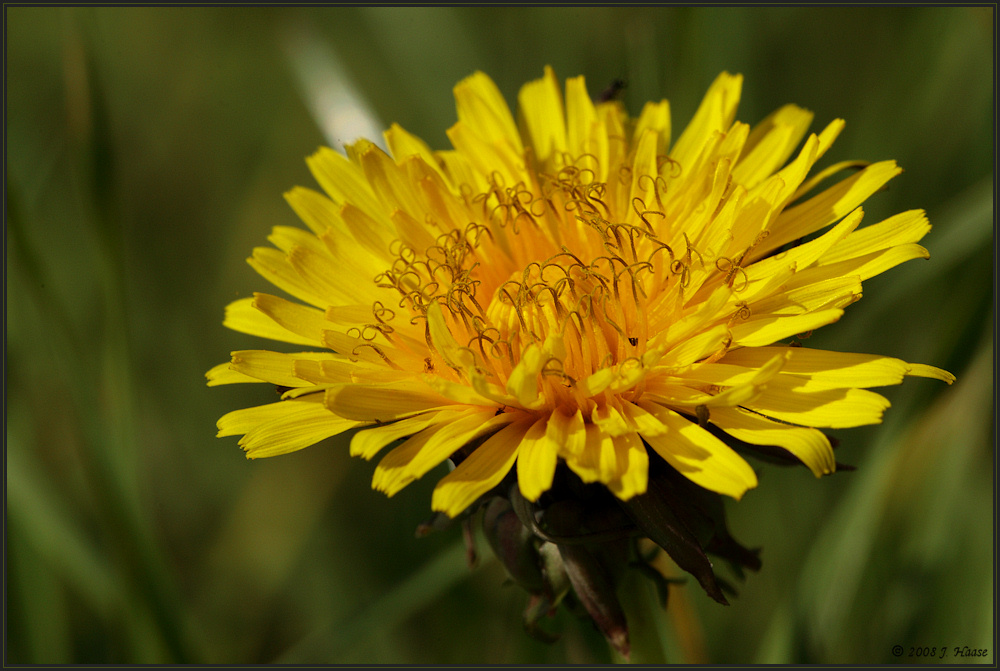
[611, 569, 679, 664]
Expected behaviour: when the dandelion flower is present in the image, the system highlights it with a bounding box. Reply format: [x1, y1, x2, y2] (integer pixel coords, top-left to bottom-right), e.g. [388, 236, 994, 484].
[208, 68, 954, 648]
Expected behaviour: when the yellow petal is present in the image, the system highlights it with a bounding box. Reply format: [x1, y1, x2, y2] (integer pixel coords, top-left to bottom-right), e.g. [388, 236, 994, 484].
[247, 247, 330, 309]
[373, 408, 509, 496]
[720, 346, 912, 389]
[505, 335, 564, 408]
[323, 381, 456, 422]
[222, 297, 318, 346]
[591, 403, 631, 437]
[644, 353, 786, 411]
[745, 207, 865, 283]
[468, 369, 522, 408]
[283, 187, 341, 236]
[435, 148, 488, 195]
[350, 409, 458, 460]
[787, 159, 869, 203]
[639, 380, 711, 408]
[606, 432, 649, 501]
[597, 101, 627, 167]
[731, 308, 844, 348]
[710, 405, 836, 476]
[321, 328, 416, 368]
[517, 65, 566, 164]
[632, 99, 671, 156]
[506, 342, 544, 407]
[627, 127, 662, 230]
[454, 71, 523, 154]
[742, 380, 891, 428]
[359, 143, 429, 223]
[810, 244, 929, 284]
[516, 416, 560, 502]
[564, 75, 601, 162]
[217, 397, 321, 437]
[595, 425, 619, 483]
[339, 203, 395, 260]
[660, 323, 732, 368]
[546, 406, 587, 457]
[431, 416, 534, 517]
[291, 242, 383, 307]
[445, 120, 524, 190]
[345, 363, 417, 384]
[306, 145, 384, 220]
[238, 400, 360, 459]
[563, 423, 603, 483]
[293, 358, 340, 385]
[620, 402, 667, 437]
[385, 122, 438, 167]
[742, 104, 813, 157]
[268, 225, 330, 260]
[670, 71, 743, 169]
[746, 118, 844, 214]
[701, 351, 789, 408]
[577, 367, 615, 398]
[206, 361, 262, 387]
[733, 104, 814, 188]
[251, 292, 330, 344]
[425, 375, 502, 406]
[391, 410, 513, 491]
[670, 361, 758, 388]
[411, 157, 472, 225]
[651, 282, 733, 352]
[759, 160, 902, 258]
[324, 304, 377, 325]
[750, 275, 863, 316]
[228, 350, 335, 387]
[640, 402, 758, 500]
[389, 207, 438, 254]
[677, 139, 742, 245]
[426, 301, 478, 372]
[821, 209, 930, 263]
[368, 425, 436, 494]
[905, 364, 955, 384]
[721, 346, 952, 387]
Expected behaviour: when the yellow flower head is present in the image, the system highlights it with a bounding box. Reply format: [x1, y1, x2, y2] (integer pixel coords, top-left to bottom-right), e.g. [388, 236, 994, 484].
[209, 68, 954, 520]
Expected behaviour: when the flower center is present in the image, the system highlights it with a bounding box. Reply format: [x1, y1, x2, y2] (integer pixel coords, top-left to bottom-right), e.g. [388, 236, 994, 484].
[366, 152, 748, 410]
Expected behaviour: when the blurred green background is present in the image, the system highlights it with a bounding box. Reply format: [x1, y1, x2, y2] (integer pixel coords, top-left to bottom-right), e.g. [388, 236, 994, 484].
[6, 6, 993, 664]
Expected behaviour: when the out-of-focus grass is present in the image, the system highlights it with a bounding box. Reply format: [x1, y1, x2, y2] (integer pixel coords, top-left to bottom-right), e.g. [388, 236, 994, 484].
[6, 6, 993, 664]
